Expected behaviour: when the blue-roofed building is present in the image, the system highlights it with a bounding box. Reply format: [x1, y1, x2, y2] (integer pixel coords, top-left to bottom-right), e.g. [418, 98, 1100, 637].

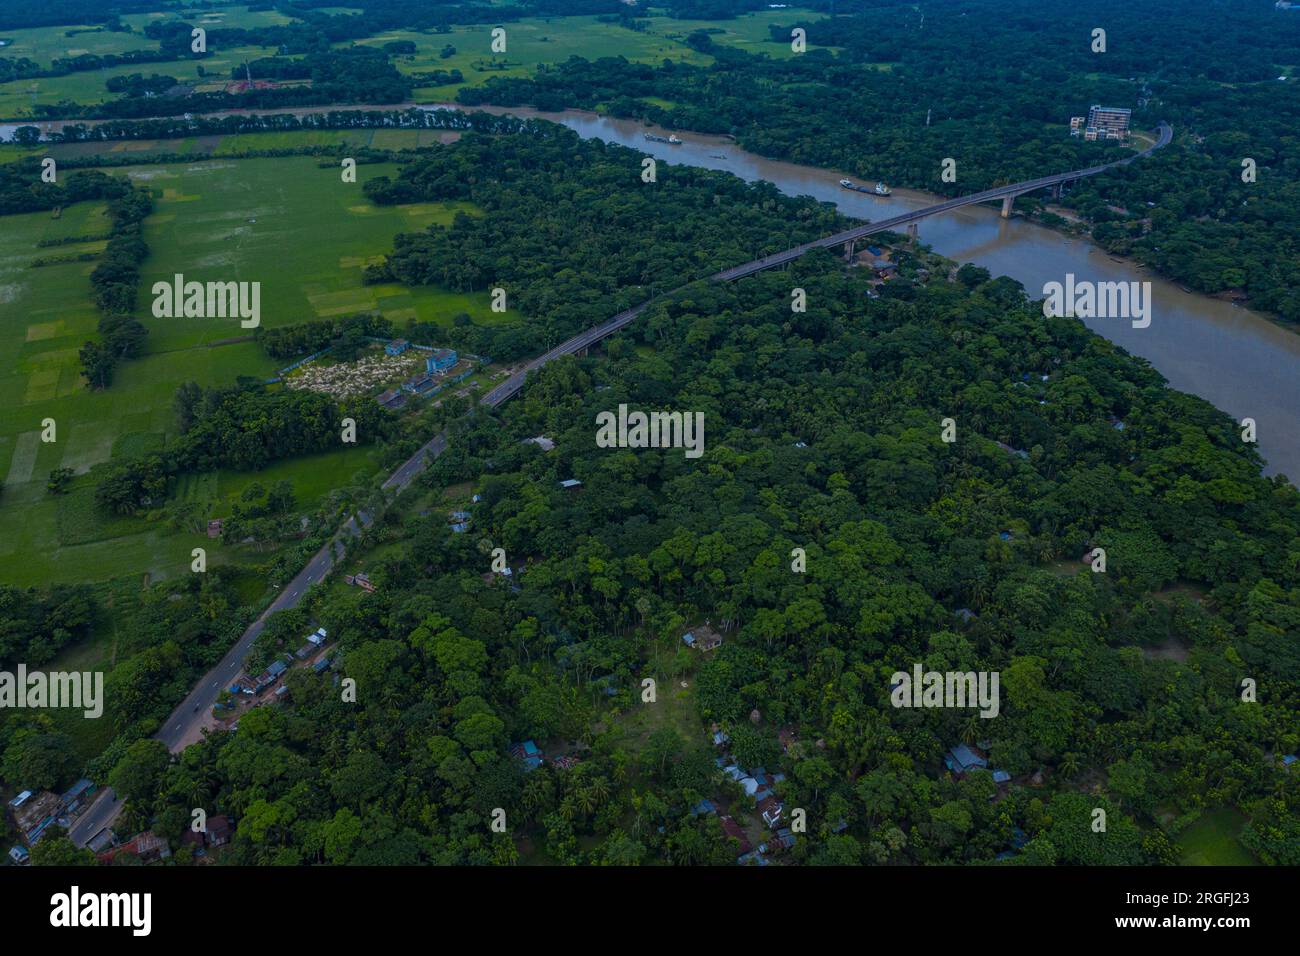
[691, 799, 717, 817]
[385, 339, 410, 356]
[991, 769, 1011, 784]
[945, 743, 989, 775]
[61, 778, 94, 806]
[266, 659, 288, 679]
[426, 348, 458, 373]
[682, 632, 696, 648]
[1282, 754, 1297, 767]
[510, 740, 543, 771]
[312, 656, 332, 674]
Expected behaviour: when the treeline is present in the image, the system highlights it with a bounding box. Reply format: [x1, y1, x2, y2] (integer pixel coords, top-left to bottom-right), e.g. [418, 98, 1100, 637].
[362, 127, 847, 360]
[36, 104, 549, 144]
[257, 312, 394, 361]
[30, 46, 414, 120]
[79, 182, 154, 389]
[0, 164, 129, 216]
[92, 383, 395, 515]
[0, 584, 97, 669]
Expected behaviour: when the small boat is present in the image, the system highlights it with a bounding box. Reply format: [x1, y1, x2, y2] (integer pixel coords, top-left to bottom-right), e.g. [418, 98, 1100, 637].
[643, 132, 683, 145]
[873, 182, 891, 196]
[709, 153, 727, 159]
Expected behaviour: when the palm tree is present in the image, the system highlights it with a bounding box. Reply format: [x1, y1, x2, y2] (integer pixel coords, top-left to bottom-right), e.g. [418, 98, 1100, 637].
[1060, 752, 1081, 779]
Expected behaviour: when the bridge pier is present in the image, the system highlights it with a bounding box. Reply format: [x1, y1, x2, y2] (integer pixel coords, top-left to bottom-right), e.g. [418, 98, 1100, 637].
[844, 238, 856, 262]
[1000, 195, 1015, 219]
[1050, 182, 1062, 201]
[906, 222, 919, 240]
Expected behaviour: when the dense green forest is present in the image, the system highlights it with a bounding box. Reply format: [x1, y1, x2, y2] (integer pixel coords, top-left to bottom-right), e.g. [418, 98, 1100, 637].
[86, 132, 1300, 866]
[457, 0, 1300, 323]
[363, 129, 847, 360]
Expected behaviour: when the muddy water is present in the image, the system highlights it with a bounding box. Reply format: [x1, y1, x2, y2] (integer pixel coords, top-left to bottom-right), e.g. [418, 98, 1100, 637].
[5, 102, 1296, 477]
[424, 104, 1294, 479]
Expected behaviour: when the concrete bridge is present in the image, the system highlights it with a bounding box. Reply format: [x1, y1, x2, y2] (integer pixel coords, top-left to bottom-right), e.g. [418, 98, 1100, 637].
[483, 123, 1171, 408]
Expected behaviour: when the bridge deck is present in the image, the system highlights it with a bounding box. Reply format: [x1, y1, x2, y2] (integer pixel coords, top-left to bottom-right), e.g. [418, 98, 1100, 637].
[482, 123, 1171, 407]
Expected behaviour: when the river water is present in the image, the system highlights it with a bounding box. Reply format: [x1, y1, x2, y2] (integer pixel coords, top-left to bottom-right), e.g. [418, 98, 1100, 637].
[5, 103, 1296, 478]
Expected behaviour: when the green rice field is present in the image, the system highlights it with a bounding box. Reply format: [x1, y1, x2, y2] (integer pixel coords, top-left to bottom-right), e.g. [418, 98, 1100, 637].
[0, 150, 506, 586]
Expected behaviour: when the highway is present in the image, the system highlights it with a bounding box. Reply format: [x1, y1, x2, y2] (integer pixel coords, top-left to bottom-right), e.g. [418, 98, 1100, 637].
[68, 429, 451, 847]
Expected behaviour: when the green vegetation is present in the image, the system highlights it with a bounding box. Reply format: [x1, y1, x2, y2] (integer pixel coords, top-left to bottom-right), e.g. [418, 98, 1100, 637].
[0, 153, 495, 586]
[90, 132, 1300, 867]
[1176, 807, 1257, 866]
[455, 0, 1300, 324]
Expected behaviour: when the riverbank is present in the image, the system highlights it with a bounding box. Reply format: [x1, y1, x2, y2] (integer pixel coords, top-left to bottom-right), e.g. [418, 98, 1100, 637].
[3, 102, 1295, 481]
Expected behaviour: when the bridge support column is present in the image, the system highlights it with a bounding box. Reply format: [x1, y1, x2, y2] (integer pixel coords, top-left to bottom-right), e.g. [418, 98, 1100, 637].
[1050, 182, 1062, 200]
[844, 238, 856, 262]
[1000, 195, 1015, 219]
[906, 222, 919, 240]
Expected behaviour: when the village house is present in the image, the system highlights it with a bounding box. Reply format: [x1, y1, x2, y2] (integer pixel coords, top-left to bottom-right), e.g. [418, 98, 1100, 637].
[426, 348, 458, 373]
[510, 740, 544, 772]
[944, 743, 989, 777]
[682, 624, 723, 651]
[384, 338, 410, 356]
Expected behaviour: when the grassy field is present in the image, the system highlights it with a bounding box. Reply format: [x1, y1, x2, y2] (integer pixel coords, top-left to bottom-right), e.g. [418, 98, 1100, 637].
[128, 155, 509, 351]
[0, 8, 830, 118]
[1176, 807, 1258, 865]
[350, 10, 830, 102]
[0, 151, 506, 587]
[0, 43, 285, 119]
[0, 4, 301, 117]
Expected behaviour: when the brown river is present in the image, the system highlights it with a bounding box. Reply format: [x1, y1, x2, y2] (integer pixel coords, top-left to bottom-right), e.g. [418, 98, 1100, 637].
[5, 103, 1297, 479]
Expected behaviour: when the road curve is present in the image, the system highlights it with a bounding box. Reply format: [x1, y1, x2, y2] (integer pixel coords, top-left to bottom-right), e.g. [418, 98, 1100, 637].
[483, 122, 1172, 406]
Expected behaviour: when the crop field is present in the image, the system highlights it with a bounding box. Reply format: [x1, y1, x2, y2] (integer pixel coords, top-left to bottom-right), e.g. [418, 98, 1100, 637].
[352, 15, 713, 101]
[129, 156, 507, 351]
[0, 44, 285, 119]
[0, 151, 505, 586]
[349, 10, 830, 101]
[0, 4, 302, 117]
[0, 23, 160, 66]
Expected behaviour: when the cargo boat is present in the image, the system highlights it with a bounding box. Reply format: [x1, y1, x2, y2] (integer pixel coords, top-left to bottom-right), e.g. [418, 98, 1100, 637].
[840, 179, 891, 196]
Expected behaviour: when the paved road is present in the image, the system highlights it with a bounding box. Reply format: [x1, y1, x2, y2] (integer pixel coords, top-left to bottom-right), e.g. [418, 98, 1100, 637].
[484, 123, 1173, 405]
[67, 124, 1173, 846]
[68, 429, 450, 847]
